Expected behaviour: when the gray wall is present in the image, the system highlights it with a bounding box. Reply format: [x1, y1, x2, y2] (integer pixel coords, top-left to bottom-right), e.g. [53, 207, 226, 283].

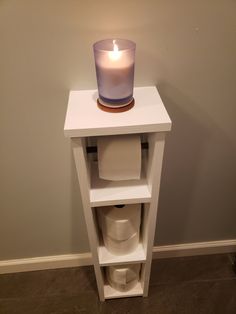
[0, 0, 236, 260]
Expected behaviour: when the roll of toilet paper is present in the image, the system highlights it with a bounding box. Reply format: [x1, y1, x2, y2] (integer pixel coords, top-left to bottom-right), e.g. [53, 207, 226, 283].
[98, 204, 141, 241]
[125, 264, 140, 283]
[97, 134, 141, 181]
[106, 264, 141, 292]
[108, 274, 137, 292]
[109, 267, 127, 285]
[108, 264, 140, 284]
[103, 232, 139, 255]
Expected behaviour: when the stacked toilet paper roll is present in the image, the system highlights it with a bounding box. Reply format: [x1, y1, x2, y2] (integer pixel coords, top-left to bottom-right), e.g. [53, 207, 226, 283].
[98, 204, 141, 255]
[106, 264, 141, 292]
[97, 134, 141, 181]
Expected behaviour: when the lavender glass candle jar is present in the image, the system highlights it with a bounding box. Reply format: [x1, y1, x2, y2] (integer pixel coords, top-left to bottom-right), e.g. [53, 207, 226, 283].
[93, 39, 136, 108]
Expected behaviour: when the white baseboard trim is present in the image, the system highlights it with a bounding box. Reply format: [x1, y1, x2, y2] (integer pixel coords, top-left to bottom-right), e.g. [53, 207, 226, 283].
[152, 239, 236, 259]
[0, 253, 92, 274]
[1, 239, 236, 274]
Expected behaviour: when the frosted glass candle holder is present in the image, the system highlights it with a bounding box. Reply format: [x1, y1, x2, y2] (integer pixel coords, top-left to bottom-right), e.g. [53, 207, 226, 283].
[93, 39, 136, 108]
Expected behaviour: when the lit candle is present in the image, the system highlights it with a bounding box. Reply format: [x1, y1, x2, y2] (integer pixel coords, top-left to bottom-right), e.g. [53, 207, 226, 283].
[93, 39, 136, 108]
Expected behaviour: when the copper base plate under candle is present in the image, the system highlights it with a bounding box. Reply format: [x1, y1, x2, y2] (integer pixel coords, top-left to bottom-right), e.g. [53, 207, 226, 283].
[97, 98, 135, 113]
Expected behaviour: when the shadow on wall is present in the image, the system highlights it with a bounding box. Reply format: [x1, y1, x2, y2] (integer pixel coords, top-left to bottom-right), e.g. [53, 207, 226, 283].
[155, 82, 236, 245]
[155, 83, 209, 245]
[70, 149, 90, 253]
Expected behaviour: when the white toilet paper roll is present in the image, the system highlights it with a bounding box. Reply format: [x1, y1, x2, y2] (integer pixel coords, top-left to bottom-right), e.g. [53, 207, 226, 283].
[109, 267, 128, 285]
[126, 265, 140, 283]
[106, 264, 141, 292]
[107, 274, 137, 292]
[103, 232, 139, 255]
[97, 134, 141, 181]
[108, 264, 141, 284]
[98, 204, 141, 241]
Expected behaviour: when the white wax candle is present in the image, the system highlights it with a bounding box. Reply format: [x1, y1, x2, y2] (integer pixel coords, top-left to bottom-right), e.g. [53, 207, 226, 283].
[96, 40, 134, 100]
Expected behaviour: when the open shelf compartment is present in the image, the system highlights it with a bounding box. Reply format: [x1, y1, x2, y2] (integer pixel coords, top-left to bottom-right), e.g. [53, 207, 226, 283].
[102, 263, 145, 300]
[94, 203, 148, 267]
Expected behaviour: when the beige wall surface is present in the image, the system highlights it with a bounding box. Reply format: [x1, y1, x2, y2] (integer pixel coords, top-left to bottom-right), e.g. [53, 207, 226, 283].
[0, 0, 236, 260]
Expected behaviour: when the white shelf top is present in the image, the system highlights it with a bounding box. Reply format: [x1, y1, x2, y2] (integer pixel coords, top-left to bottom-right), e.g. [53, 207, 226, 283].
[64, 86, 172, 137]
[104, 282, 143, 299]
[98, 243, 146, 266]
[90, 162, 151, 207]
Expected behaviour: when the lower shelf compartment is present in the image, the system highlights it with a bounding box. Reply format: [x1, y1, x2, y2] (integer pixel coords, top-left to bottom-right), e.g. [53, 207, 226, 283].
[104, 282, 143, 299]
[98, 243, 146, 266]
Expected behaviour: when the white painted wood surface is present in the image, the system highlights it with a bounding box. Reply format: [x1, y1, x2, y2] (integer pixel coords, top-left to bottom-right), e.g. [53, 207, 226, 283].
[72, 138, 105, 301]
[64, 86, 172, 301]
[64, 86, 171, 137]
[98, 243, 146, 266]
[104, 282, 143, 299]
[90, 162, 151, 206]
[141, 133, 166, 297]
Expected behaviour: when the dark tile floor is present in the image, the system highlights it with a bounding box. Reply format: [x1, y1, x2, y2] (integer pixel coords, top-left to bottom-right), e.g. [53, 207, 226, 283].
[0, 254, 236, 314]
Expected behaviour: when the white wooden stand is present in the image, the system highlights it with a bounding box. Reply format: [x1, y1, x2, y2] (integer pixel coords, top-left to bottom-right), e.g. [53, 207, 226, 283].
[64, 86, 171, 301]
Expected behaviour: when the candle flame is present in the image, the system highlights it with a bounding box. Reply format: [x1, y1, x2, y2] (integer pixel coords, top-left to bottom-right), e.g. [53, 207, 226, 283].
[108, 40, 122, 61]
[113, 39, 118, 52]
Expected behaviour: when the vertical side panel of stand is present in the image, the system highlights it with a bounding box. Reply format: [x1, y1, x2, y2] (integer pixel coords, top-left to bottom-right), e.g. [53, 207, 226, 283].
[141, 132, 166, 297]
[72, 138, 105, 301]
